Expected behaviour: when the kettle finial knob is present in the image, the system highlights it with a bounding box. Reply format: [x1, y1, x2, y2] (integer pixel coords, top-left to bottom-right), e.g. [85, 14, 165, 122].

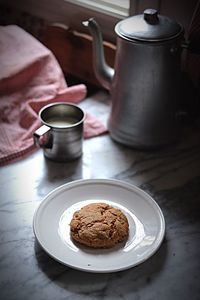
[144, 9, 159, 24]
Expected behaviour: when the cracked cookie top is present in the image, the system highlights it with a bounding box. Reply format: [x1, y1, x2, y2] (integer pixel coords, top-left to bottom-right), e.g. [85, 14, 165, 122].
[70, 202, 129, 248]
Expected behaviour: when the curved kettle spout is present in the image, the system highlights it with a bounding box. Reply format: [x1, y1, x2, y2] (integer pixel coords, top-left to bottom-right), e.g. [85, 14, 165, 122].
[82, 18, 114, 90]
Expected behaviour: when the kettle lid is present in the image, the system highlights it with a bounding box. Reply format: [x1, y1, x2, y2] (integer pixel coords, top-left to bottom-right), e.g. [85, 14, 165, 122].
[115, 9, 184, 42]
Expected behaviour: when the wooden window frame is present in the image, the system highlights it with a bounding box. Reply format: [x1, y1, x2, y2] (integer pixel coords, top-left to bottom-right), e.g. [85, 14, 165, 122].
[0, 0, 161, 42]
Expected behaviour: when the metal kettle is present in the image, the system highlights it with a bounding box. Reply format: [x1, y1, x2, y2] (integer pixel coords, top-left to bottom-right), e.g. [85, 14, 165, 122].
[83, 9, 185, 148]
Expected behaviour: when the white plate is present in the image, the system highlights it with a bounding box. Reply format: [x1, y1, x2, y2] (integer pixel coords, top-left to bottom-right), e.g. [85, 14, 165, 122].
[33, 179, 165, 273]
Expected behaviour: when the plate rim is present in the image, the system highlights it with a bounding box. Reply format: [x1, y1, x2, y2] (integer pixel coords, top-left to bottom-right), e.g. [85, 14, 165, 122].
[33, 178, 165, 273]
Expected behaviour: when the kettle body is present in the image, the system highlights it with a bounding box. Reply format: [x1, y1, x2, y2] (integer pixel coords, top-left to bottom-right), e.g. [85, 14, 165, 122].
[83, 9, 185, 148]
[109, 36, 183, 148]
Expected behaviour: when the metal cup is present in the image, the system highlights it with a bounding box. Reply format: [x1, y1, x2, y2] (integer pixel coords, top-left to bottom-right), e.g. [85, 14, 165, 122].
[33, 102, 85, 162]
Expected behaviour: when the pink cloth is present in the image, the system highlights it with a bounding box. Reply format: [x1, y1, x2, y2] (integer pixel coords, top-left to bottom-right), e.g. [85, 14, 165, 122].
[0, 25, 107, 165]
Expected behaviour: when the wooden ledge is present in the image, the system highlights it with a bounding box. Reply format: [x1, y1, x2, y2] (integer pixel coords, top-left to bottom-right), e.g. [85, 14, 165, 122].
[42, 23, 116, 87]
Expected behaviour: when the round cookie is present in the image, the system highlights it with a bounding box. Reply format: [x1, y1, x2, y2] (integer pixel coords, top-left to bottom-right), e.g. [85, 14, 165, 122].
[70, 202, 129, 248]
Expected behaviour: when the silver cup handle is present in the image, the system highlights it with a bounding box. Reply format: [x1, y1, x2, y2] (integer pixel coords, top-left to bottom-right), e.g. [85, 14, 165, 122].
[33, 125, 51, 148]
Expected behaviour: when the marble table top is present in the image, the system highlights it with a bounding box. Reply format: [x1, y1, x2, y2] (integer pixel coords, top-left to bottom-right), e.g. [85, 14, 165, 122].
[0, 90, 200, 300]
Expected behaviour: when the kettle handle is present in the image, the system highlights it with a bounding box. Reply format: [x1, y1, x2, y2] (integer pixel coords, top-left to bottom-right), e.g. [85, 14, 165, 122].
[181, 40, 190, 50]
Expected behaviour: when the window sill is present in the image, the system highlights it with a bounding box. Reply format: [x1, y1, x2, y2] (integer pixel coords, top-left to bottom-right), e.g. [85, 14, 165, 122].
[42, 23, 116, 87]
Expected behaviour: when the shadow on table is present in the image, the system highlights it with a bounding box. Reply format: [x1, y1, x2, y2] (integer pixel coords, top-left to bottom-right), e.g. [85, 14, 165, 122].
[43, 155, 83, 181]
[34, 236, 168, 297]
